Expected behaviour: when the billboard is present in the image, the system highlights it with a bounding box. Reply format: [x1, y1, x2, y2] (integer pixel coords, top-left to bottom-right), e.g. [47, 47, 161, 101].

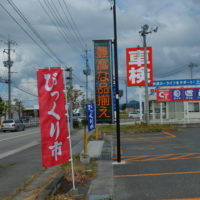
[37, 68, 70, 167]
[94, 40, 113, 123]
[156, 88, 200, 102]
[153, 79, 200, 87]
[126, 47, 153, 86]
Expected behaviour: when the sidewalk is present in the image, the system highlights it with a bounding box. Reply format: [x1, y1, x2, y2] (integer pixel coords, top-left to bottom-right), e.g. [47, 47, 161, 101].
[87, 135, 113, 200]
[13, 128, 84, 200]
[13, 130, 114, 200]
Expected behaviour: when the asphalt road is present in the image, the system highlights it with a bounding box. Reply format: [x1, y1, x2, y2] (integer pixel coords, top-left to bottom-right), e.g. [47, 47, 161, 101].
[0, 127, 41, 199]
[113, 127, 200, 200]
[0, 127, 84, 199]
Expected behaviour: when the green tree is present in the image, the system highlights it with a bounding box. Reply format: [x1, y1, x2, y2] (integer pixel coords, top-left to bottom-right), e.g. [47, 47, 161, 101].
[0, 97, 5, 117]
[13, 99, 24, 118]
[121, 103, 127, 111]
[0, 97, 6, 124]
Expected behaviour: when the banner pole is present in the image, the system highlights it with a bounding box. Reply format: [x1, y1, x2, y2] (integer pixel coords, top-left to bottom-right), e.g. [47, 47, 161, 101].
[63, 67, 76, 190]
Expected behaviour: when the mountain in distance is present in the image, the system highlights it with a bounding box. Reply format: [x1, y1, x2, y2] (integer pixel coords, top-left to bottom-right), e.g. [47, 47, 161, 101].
[127, 100, 139, 109]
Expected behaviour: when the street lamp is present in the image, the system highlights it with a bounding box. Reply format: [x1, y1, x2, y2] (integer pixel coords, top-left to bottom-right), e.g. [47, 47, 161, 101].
[139, 24, 158, 125]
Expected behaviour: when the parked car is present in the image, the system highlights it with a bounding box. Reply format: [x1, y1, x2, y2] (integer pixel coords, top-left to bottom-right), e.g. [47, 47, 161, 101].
[2, 119, 25, 132]
[128, 111, 140, 118]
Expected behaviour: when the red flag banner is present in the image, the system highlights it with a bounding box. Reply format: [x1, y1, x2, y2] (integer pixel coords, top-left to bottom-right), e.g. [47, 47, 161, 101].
[126, 47, 153, 86]
[37, 68, 70, 167]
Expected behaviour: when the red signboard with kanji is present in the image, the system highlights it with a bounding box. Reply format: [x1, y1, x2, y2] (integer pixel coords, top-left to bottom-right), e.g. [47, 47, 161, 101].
[94, 40, 113, 123]
[126, 47, 153, 86]
[37, 68, 70, 167]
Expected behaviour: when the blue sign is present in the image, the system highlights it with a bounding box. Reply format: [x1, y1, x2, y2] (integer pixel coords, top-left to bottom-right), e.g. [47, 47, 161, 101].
[183, 89, 195, 100]
[86, 103, 96, 132]
[172, 89, 182, 100]
[153, 79, 200, 87]
[113, 85, 116, 111]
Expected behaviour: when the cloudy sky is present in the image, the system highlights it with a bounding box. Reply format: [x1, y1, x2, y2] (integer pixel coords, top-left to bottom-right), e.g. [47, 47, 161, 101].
[0, 0, 200, 107]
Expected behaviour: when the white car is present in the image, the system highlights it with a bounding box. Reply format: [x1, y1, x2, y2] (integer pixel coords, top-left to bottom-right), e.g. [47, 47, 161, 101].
[128, 112, 140, 118]
[2, 119, 25, 132]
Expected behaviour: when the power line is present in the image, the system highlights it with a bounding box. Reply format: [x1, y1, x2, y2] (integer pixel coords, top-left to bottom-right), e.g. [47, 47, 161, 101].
[39, 0, 76, 52]
[42, 0, 79, 51]
[0, 3, 60, 64]
[6, 0, 64, 64]
[60, 0, 86, 49]
[12, 85, 38, 97]
[48, 0, 80, 49]
[158, 66, 188, 78]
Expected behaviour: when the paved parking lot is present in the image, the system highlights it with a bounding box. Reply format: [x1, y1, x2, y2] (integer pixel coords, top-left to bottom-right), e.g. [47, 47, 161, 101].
[113, 127, 200, 200]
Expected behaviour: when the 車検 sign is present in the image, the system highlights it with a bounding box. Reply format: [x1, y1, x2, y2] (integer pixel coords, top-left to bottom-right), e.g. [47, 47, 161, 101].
[94, 40, 113, 123]
[126, 47, 153, 86]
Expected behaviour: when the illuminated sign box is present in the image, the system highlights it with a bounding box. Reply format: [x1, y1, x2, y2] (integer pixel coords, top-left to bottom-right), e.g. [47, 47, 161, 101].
[94, 40, 113, 123]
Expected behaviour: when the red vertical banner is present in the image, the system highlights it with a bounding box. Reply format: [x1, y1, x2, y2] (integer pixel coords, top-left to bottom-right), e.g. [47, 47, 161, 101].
[126, 47, 153, 86]
[37, 68, 70, 168]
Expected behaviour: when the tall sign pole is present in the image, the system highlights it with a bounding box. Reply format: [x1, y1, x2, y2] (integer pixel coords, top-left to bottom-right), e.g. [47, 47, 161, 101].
[139, 24, 158, 124]
[141, 27, 149, 124]
[113, 0, 121, 162]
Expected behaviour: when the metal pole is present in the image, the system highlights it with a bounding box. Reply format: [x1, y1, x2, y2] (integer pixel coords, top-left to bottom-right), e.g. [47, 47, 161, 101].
[125, 80, 128, 109]
[139, 87, 143, 121]
[113, 0, 121, 162]
[188, 63, 198, 79]
[69, 68, 73, 131]
[142, 30, 150, 124]
[8, 40, 11, 119]
[63, 68, 76, 190]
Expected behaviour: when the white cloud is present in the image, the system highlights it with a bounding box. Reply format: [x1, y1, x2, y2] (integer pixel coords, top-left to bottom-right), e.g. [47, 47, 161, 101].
[0, 0, 200, 106]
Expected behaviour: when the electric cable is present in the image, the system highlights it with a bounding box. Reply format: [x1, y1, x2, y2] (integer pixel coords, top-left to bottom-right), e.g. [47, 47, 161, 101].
[0, 2, 60, 64]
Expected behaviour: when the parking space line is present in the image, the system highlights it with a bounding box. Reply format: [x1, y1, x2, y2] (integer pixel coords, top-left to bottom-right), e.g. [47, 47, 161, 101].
[118, 131, 176, 141]
[119, 152, 200, 162]
[159, 198, 200, 200]
[162, 131, 176, 138]
[114, 170, 200, 178]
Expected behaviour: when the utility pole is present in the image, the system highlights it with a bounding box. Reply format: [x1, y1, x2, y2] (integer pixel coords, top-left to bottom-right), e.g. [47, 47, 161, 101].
[3, 39, 16, 119]
[83, 49, 91, 101]
[66, 67, 73, 131]
[83, 49, 91, 157]
[188, 62, 198, 79]
[139, 24, 157, 125]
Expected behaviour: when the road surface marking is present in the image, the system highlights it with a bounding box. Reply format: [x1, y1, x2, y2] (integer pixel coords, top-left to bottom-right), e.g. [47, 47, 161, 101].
[160, 198, 200, 200]
[0, 140, 39, 159]
[114, 170, 200, 178]
[0, 132, 37, 142]
[119, 153, 200, 162]
[119, 131, 176, 141]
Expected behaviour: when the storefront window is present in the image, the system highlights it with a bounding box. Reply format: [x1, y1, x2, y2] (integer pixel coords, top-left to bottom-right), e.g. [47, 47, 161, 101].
[188, 102, 199, 112]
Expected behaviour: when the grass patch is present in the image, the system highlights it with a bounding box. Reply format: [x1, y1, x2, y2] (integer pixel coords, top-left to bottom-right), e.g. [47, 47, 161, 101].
[47, 156, 97, 200]
[61, 155, 97, 185]
[100, 123, 178, 134]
